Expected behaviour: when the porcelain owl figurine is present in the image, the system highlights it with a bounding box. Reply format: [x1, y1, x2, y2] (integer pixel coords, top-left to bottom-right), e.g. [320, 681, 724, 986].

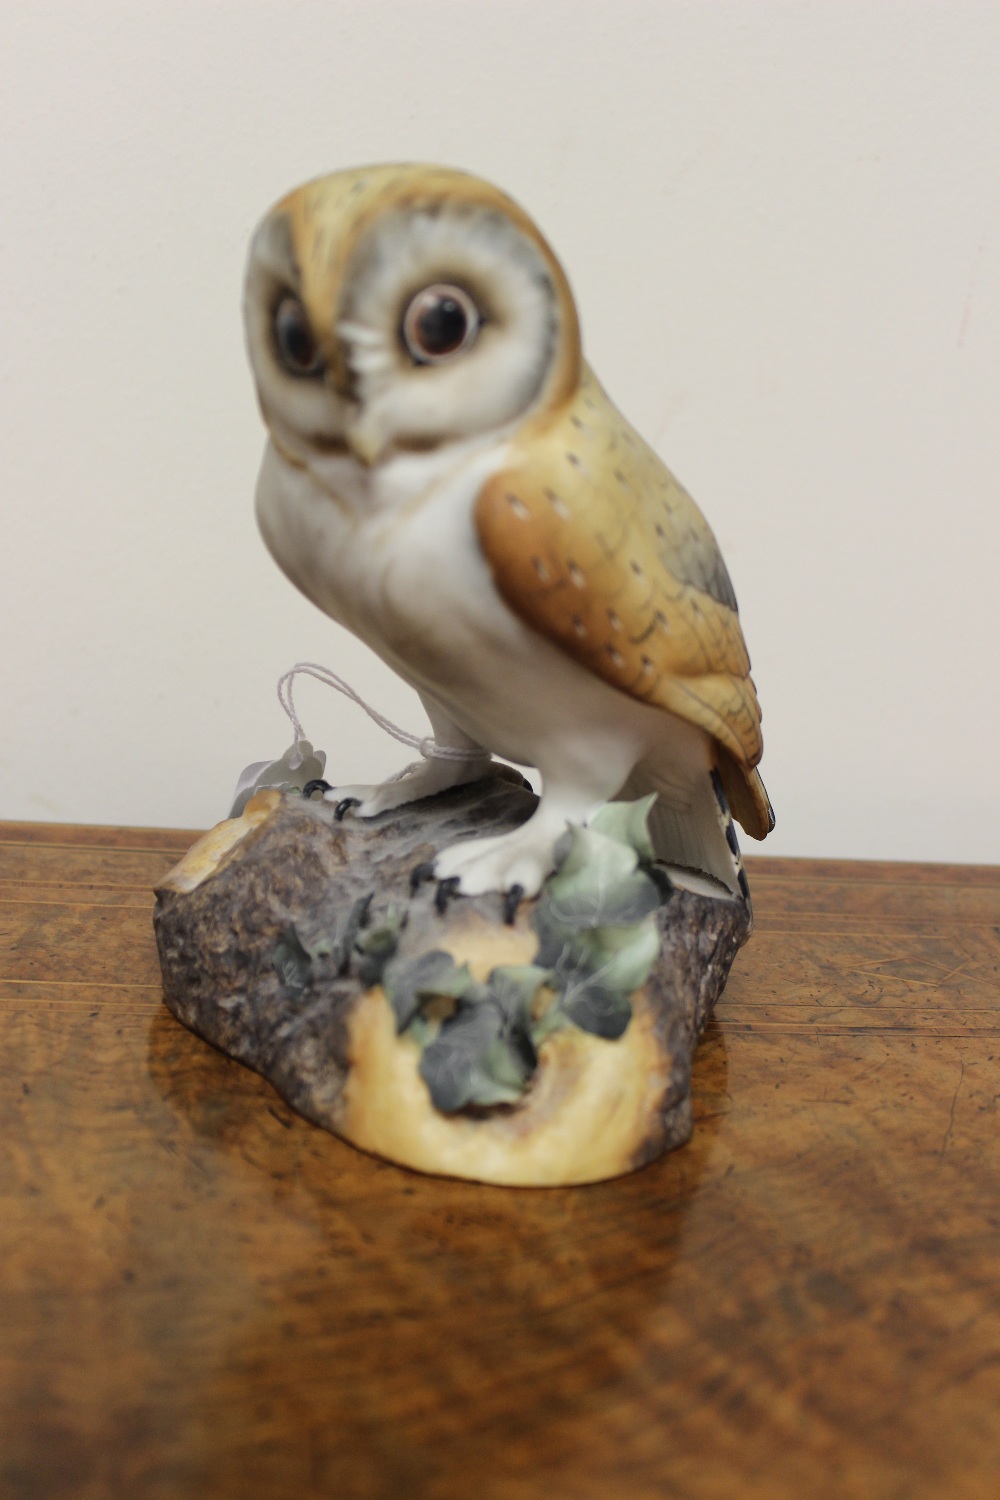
[243, 164, 773, 900]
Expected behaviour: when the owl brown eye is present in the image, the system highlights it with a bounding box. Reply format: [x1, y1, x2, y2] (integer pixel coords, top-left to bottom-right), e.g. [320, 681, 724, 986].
[274, 295, 324, 376]
[402, 284, 480, 364]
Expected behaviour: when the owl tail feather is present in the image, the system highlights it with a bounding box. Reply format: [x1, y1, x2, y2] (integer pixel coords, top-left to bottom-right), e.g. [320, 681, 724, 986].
[617, 759, 752, 912]
[718, 749, 775, 842]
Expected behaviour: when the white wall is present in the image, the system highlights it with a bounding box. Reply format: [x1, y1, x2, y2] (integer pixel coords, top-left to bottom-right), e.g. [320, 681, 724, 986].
[2, 1, 998, 862]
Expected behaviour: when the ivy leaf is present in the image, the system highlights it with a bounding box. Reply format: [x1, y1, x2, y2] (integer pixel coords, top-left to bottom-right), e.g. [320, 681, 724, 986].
[538, 825, 662, 933]
[420, 998, 536, 1112]
[544, 918, 660, 1040]
[420, 1005, 507, 1110]
[313, 892, 374, 971]
[417, 964, 550, 1113]
[542, 869, 661, 932]
[354, 904, 405, 987]
[382, 949, 474, 1032]
[588, 795, 658, 862]
[555, 823, 638, 883]
[484, 1028, 537, 1090]
[533, 897, 568, 970]
[572, 918, 662, 998]
[558, 973, 633, 1039]
[384, 799, 672, 1112]
[271, 924, 313, 997]
[486, 964, 552, 1024]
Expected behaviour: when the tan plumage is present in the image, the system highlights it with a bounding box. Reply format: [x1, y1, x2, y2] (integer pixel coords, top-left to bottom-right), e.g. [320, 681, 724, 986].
[477, 366, 772, 838]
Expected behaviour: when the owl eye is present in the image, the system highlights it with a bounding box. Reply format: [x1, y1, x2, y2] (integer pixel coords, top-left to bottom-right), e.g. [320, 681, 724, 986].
[274, 295, 324, 377]
[402, 284, 480, 364]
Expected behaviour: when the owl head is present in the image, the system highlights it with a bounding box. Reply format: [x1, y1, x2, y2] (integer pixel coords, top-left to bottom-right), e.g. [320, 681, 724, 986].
[243, 164, 581, 469]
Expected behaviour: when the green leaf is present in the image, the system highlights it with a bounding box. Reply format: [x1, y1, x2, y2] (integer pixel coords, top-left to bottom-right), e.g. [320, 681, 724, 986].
[529, 1000, 569, 1045]
[407, 1015, 433, 1048]
[572, 918, 662, 998]
[589, 795, 658, 862]
[559, 976, 633, 1039]
[554, 823, 639, 882]
[485, 964, 552, 1022]
[532, 895, 575, 969]
[382, 949, 474, 1032]
[355, 904, 406, 987]
[487, 962, 556, 1055]
[417, 964, 550, 1113]
[483, 1031, 536, 1091]
[543, 917, 660, 1040]
[310, 892, 375, 970]
[419, 997, 537, 1112]
[271, 925, 313, 997]
[539, 823, 662, 931]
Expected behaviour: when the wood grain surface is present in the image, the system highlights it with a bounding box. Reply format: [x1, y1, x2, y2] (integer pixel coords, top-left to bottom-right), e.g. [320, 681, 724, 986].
[1, 820, 998, 1500]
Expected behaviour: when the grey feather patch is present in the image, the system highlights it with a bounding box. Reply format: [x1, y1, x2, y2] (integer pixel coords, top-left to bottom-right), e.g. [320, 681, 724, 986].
[659, 495, 738, 610]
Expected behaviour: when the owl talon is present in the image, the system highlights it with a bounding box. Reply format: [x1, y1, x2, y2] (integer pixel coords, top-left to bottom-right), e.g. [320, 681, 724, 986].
[302, 779, 332, 800]
[433, 821, 561, 898]
[409, 861, 436, 895]
[434, 877, 462, 914]
[502, 884, 525, 925]
[334, 796, 361, 822]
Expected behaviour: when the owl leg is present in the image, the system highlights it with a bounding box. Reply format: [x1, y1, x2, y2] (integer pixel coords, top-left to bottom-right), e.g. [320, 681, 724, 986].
[432, 738, 637, 897]
[325, 694, 505, 818]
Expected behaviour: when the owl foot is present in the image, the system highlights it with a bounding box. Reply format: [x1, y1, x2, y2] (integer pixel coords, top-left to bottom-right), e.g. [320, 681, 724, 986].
[433, 822, 560, 898]
[325, 755, 494, 819]
[324, 754, 525, 820]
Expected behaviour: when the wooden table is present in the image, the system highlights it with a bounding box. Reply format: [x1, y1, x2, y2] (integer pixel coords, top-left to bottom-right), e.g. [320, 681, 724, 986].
[2, 820, 998, 1500]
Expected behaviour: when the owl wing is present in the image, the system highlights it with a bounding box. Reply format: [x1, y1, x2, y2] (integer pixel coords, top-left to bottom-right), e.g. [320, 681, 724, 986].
[475, 366, 773, 839]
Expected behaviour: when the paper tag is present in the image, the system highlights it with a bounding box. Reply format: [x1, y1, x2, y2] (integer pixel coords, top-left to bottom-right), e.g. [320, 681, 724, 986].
[228, 740, 328, 818]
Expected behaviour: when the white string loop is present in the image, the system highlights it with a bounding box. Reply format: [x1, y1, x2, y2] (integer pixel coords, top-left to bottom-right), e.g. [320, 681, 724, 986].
[276, 662, 483, 763]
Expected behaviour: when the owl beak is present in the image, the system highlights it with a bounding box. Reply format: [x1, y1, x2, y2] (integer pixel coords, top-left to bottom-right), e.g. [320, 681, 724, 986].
[345, 414, 387, 468]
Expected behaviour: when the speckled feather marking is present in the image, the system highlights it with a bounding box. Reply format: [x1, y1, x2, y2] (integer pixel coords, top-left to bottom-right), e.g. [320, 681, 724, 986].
[475, 366, 773, 839]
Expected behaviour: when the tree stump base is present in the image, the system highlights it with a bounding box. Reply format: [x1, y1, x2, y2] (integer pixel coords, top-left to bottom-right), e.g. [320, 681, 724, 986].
[153, 779, 750, 1186]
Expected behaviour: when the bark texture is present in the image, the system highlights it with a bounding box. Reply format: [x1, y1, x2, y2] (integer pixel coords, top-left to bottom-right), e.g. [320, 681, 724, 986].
[153, 779, 750, 1184]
